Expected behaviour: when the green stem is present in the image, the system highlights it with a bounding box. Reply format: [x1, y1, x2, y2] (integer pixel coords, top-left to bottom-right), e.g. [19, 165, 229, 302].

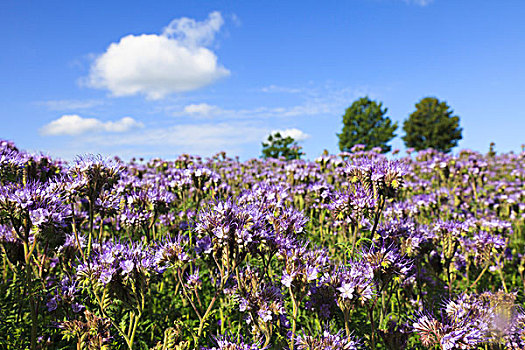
[197, 294, 218, 338]
[350, 224, 358, 259]
[128, 311, 141, 350]
[371, 196, 386, 237]
[468, 263, 490, 291]
[177, 269, 202, 321]
[94, 289, 131, 347]
[71, 203, 87, 263]
[87, 198, 94, 257]
[23, 241, 37, 350]
[343, 308, 351, 337]
[289, 287, 298, 350]
[368, 307, 376, 350]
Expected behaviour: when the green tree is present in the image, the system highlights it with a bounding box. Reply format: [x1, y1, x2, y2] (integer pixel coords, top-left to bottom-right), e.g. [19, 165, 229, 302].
[261, 132, 304, 160]
[337, 97, 398, 153]
[402, 97, 462, 153]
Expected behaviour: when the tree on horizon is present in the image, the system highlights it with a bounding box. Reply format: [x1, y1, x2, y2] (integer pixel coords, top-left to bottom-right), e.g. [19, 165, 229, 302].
[337, 97, 397, 153]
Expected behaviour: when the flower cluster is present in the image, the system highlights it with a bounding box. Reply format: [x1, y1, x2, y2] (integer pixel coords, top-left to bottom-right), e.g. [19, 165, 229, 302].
[234, 266, 285, 326]
[77, 240, 162, 286]
[361, 243, 413, 289]
[154, 234, 191, 268]
[295, 329, 361, 350]
[203, 334, 264, 350]
[195, 199, 268, 270]
[413, 292, 524, 349]
[279, 243, 329, 291]
[346, 157, 408, 198]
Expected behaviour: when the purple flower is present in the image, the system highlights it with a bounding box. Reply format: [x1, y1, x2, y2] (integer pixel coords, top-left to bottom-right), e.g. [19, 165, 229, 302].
[71, 302, 85, 313]
[99, 269, 114, 285]
[46, 297, 58, 312]
[204, 334, 264, 350]
[120, 260, 134, 275]
[196, 236, 212, 254]
[337, 282, 355, 300]
[234, 266, 285, 327]
[296, 329, 361, 350]
[185, 268, 201, 290]
[281, 272, 295, 288]
[155, 234, 191, 268]
[77, 240, 163, 287]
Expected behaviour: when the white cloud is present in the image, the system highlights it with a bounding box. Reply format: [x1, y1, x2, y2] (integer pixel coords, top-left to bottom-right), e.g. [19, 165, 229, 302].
[37, 99, 104, 111]
[86, 12, 230, 100]
[103, 117, 144, 133]
[269, 128, 310, 142]
[162, 11, 224, 47]
[183, 103, 220, 116]
[403, 0, 433, 6]
[260, 85, 302, 94]
[165, 85, 370, 121]
[40, 115, 144, 136]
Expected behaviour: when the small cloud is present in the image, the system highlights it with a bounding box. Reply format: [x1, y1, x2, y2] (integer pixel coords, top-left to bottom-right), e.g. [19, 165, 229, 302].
[260, 85, 302, 94]
[86, 12, 230, 100]
[230, 13, 242, 27]
[40, 115, 144, 136]
[103, 117, 144, 133]
[37, 99, 104, 111]
[403, 0, 433, 6]
[162, 11, 224, 47]
[269, 128, 310, 142]
[183, 103, 220, 116]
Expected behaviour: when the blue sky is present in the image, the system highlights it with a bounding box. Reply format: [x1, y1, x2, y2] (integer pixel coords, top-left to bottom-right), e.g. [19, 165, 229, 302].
[1, 0, 524, 160]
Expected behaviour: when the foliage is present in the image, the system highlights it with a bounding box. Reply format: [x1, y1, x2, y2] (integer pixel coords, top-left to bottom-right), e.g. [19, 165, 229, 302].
[337, 97, 398, 153]
[402, 97, 462, 153]
[261, 132, 304, 160]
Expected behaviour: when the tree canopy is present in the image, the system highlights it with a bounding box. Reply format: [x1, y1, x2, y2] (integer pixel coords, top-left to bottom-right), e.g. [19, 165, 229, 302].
[261, 132, 304, 160]
[337, 97, 397, 153]
[402, 97, 462, 153]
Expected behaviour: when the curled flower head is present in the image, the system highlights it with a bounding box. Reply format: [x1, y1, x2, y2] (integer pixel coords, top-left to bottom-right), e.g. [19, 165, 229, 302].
[203, 333, 264, 350]
[295, 329, 361, 350]
[185, 268, 202, 291]
[361, 242, 413, 288]
[59, 310, 112, 349]
[154, 234, 191, 268]
[77, 240, 162, 293]
[346, 157, 408, 198]
[234, 266, 285, 328]
[279, 242, 329, 294]
[69, 155, 122, 199]
[411, 293, 512, 349]
[195, 199, 268, 270]
[327, 261, 375, 310]
[329, 184, 376, 224]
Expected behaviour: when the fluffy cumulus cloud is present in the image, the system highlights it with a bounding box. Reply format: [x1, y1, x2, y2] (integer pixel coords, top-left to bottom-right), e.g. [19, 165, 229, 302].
[40, 115, 144, 136]
[87, 12, 230, 100]
[270, 128, 310, 141]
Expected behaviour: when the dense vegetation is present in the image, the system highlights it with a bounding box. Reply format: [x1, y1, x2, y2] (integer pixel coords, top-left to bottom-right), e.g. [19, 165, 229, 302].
[1, 139, 524, 349]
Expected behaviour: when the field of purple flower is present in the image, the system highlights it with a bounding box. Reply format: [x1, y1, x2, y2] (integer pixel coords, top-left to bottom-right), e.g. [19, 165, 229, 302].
[1, 139, 524, 349]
